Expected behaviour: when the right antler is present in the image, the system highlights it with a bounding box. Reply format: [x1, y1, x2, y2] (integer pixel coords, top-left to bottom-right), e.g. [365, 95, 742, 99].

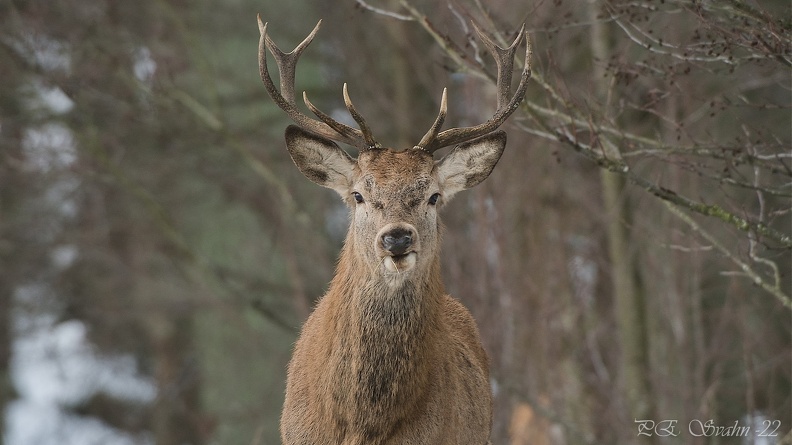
[257, 15, 379, 150]
[416, 23, 532, 154]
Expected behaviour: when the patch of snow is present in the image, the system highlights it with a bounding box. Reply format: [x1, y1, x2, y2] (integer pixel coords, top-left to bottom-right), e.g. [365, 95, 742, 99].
[28, 82, 74, 115]
[6, 400, 153, 445]
[8, 284, 156, 445]
[12, 33, 71, 73]
[22, 123, 76, 172]
[11, 319, 156, 407]
[45, 177, 80, 219]
[133, 47, 156, 82]
[50, 245, 78, 270]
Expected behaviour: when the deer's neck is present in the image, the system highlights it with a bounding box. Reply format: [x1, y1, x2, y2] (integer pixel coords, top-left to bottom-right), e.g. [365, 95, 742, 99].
[332, 242, 444, 316]
[325, 242, 444, 422]
[330, 240, 445, 316]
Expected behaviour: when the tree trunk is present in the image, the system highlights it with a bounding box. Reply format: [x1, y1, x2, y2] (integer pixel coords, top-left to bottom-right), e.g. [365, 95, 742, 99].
[0, 87, 27, 442]
[151, 310, 205, 445]
[588, 2, 655, 441]
[600, 171, 654, 427]
[385, 0, 414, 148]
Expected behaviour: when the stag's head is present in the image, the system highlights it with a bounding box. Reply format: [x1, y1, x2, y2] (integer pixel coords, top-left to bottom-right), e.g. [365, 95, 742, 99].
[258, 16, 531, 279]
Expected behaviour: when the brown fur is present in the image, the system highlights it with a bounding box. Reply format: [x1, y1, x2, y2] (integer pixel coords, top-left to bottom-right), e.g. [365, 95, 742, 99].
[280, 127, 506, 445]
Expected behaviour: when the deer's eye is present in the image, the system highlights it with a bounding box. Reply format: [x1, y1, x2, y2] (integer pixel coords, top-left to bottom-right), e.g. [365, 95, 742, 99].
[352, 192, 364, 204]
[428, 193, 440, 206]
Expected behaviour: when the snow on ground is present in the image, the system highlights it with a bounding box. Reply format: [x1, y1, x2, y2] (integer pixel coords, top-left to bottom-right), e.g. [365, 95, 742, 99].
[7, 286, 156, 445]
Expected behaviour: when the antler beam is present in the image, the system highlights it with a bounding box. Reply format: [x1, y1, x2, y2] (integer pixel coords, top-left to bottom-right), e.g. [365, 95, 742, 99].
[257, 15, 378, 150]
[417, 23, 532, 153]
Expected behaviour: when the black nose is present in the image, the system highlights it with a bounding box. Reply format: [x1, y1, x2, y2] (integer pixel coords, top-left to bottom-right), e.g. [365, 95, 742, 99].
[381, 228, 413, 256]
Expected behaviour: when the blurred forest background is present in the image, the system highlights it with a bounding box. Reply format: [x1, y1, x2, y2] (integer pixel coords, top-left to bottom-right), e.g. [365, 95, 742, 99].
[1, 0, 790, 444]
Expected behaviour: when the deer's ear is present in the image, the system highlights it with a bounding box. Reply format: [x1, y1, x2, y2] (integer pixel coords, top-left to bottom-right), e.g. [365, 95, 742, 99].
[435, 131, 506, 200]
[285, 125, 356, 196]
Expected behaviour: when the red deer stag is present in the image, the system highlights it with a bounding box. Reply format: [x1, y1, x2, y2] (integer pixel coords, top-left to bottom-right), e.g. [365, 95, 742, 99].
[257, 15, 531, 445]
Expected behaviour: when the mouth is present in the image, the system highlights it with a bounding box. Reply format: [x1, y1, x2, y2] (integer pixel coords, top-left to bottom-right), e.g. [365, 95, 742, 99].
[383, 251, 417, 274]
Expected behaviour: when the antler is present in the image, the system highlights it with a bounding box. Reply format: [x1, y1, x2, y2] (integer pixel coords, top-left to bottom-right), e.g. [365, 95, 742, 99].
[416, 23, 532, 153]
[257, 15, 379, 150]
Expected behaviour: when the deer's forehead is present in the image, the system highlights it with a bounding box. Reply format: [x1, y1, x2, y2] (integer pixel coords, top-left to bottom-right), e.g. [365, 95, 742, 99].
[358, 148, 433, 174]
[360, 174, 432, 197]
[356, 149, 436, 194]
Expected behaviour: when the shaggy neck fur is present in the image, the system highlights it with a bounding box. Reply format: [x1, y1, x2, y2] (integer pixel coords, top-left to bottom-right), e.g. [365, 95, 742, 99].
[325, 235, 446, 439]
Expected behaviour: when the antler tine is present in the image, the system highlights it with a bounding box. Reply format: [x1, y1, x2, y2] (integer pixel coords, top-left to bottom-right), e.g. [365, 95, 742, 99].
[422, 24, 532, 154]
[472, 22, 525, 109]
[302, 85, 379, 149]
[262, 18, 321, 104]
[414, 88, 447, 151]
[343, 84, 379, 148]
[257, 15, 369, 150]
[299, 90, 367, 146]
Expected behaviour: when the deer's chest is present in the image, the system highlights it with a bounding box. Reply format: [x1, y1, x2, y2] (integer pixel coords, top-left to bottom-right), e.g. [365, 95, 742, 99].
[329, 284, 434, 432]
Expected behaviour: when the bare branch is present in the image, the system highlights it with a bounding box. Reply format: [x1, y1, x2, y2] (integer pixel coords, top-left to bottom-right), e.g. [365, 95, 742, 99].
[374, 2, 792, 247]
[354, 0, 415, 21]
[399, 0, 490, 81]
[663, 201, 791, 309]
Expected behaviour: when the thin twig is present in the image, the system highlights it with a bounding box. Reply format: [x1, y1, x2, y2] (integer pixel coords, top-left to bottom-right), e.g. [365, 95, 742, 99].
[399, 0, 491, 81]
[354, 0, 415, 21]
[663, 201, 791, 309]
[747, 137, 783, 291]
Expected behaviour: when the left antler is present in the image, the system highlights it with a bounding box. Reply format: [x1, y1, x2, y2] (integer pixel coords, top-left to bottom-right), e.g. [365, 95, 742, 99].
[257, 15, 379, 150]
[415, 23, 532, 153]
